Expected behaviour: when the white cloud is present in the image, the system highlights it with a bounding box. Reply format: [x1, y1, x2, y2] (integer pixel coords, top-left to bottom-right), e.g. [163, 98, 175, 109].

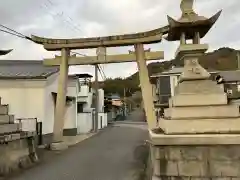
[0, 0, 239, 79]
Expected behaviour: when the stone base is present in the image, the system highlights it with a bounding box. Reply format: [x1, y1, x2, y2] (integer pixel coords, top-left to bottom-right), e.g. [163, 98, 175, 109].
[150, 131, 240, 179]
[151, 144, 240, 179]
[0, 138, 37, 176]
[170, 93, 228, 107]
[50, 142, 68, 151]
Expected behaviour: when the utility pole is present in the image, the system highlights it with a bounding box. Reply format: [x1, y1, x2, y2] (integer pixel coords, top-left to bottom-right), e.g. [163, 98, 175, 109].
[94, 64, 99, 132]
[237, 50, 240, 70]
[124, 88, 127, 117]
[94, 47, 106, 132]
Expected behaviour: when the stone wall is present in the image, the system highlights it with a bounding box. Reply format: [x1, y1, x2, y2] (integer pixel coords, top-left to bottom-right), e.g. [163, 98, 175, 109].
[0, 137, 37, 176]
[152, 145, 240, 179]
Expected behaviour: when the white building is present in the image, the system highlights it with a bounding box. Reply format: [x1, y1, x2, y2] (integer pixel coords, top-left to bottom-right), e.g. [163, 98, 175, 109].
[76, 74, 107, 134]
[0, 60, 106, 145]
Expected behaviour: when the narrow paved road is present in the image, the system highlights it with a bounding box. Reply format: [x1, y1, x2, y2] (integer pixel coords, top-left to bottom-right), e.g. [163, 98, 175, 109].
[8, 112, 148, 180]
[126, 109, 146, 122]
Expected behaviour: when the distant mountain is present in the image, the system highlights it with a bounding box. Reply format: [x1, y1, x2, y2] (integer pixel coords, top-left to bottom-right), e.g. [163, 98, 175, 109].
[128, 47, 240, 81]
[100, 47, 240, 97]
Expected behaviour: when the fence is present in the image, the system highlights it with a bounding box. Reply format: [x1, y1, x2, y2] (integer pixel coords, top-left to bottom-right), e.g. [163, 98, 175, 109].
[15, 118, 42, 145]
[15, 118, 37, 132]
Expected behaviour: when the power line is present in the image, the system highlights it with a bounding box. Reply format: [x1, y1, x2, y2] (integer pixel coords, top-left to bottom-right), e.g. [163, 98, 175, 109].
[98, 65, 107, 80]
[0, 24, 26, 38]
[71, 51, 107, 81]
[0, 24, 32, 42]
[0, 29, 26, 39]
[0, 25, 108, 82]
[65, 15, 82, 32]
[41, 0, 82, 34]
[97, 65, 105, 81]
[46, 0, 54, 5]
[0, 1, 83, 42]
[40, 3, 78, 33]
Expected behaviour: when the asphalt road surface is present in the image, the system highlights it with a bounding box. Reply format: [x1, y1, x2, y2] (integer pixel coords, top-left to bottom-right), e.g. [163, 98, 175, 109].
[8, 113, 148, 180]
[126, 109, 146, 122]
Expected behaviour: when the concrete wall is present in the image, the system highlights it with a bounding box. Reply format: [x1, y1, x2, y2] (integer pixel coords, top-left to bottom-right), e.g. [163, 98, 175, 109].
[76, 112, 107, 133]
[0, 74, 79, 141]
[76, 85, 106, 133]
[77, 112, 93, 134]
[64, 99, 77, 132]
[83, 90, 93, 111]
[98, 89, 104, 112]
[152, 145, 240, 179]
[98, 112, 107, 129]
[0, 79, 45, 124]
[0, 138, 33, 176]
[44, 73, 57, 135]
[77, 85, 91, 105]
[45, 73, 78, 136]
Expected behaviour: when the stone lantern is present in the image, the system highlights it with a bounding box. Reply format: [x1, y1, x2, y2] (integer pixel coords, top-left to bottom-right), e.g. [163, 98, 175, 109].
[150, 1, 240, 180]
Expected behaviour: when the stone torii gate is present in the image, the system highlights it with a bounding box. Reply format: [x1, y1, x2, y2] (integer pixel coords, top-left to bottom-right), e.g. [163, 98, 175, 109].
[31, 22, 169, 150]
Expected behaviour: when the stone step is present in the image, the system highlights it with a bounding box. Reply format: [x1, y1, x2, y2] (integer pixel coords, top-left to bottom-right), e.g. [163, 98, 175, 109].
[175, 80, 224, 94]
[170, 93, 228, 107]
[0, 124, 20, 135]
[164, 105, 239, 120]
[158, 118, 240, 135]
[0, 132, 36, 143]
[0, 105, 8, 115]
[0, 133, 21, 143]
[0, 115, 14, 124]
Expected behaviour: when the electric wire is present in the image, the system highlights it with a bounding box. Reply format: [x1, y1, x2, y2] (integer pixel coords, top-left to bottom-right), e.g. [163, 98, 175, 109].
[0, 24, 32, 41]
[0, 2, 108, 81]
[0, 24, 26, 38]
[71, 51, 107, 81]
[41, 0, 82, 33]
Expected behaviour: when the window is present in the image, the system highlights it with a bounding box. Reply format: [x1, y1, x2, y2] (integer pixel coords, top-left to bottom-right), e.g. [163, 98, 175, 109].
[77, 103, 84, 113]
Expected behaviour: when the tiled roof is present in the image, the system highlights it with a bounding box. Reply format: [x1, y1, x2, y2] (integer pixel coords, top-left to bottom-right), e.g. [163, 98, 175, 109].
[0, 60, 59, 79]
[218, 70, 240, 82]
[151, 67, 184, 77]
[69, 73, 93, 78]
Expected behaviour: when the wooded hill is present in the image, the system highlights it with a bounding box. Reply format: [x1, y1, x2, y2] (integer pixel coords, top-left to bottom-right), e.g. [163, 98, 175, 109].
[101, 47, 240, 97]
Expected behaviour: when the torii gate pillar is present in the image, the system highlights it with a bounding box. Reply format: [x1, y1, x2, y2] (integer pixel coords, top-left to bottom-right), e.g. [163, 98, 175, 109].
[50, 48, 70, 150]
[134, 44, 156, 129]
